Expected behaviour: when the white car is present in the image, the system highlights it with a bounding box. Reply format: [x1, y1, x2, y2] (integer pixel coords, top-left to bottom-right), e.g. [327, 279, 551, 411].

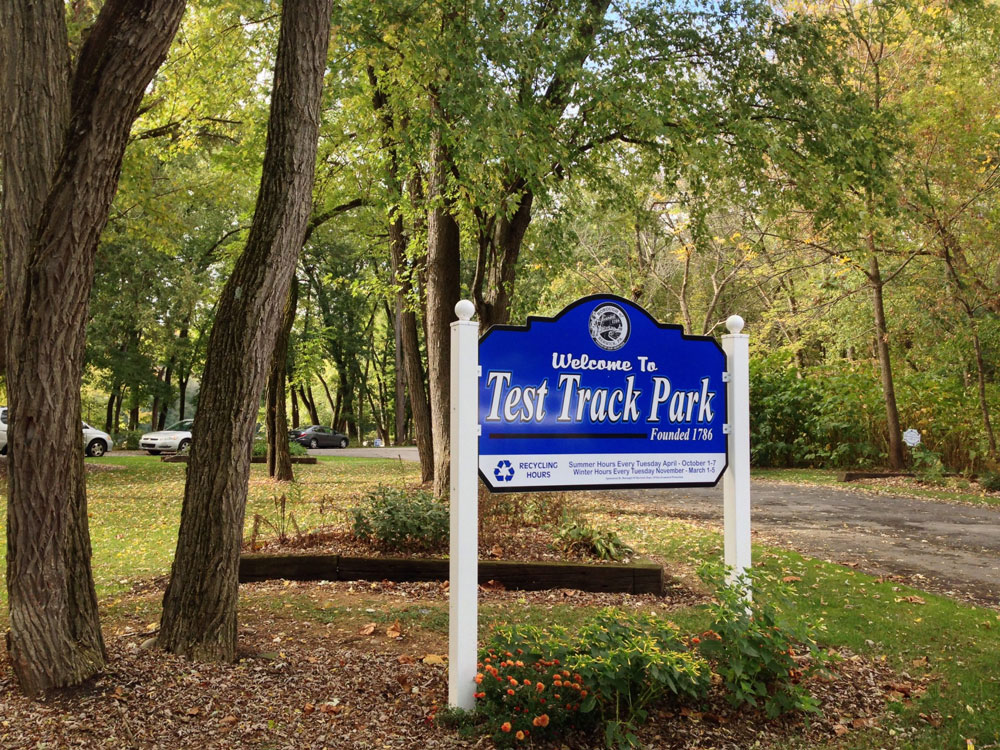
[82, 423, 113, 457]
[0, 407, 112, 457]
[140, 419, 193, 455]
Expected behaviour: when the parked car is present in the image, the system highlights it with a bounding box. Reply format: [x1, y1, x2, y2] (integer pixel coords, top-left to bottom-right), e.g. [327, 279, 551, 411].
[140, 419, 193, 455]
[0, 407, 112, 457]
[82, 423, 113, 457]
[288, 425, 349, 449]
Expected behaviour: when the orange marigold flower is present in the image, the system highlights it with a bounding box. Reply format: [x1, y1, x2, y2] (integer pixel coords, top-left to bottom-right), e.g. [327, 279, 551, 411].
[691, 637, 701, 645]
[516, 730, 525, 741]
[509, 677, 518, 686]
[523, 679, 532, 686]
[562, 670, 571, 678]
[507, 689, 515, 696]
[474, 692, 485, 699]
[580, 690, 588, 697]
[501, 722, 512, 733]
[573, 674, 582, 683]
[536, 682, 545, 692]
[534, 713, 551, 727]
[515, 660, 525, 667]
[553, 679, 562, 687]
[517, 648, 524, 654]
[554, 693, 561, 700]
[475, 674, 484, 684]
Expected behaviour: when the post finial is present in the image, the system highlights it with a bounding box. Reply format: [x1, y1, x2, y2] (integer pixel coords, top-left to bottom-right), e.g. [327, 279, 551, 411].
[726, 315, 745, 335]
[455, 299, 476, 321]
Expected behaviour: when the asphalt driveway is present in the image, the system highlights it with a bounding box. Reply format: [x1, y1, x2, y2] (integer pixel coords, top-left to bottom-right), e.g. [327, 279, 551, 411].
[610, 481, 1000, 607]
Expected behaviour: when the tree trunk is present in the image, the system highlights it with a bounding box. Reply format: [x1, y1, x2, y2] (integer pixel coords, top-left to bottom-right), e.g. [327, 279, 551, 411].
[1, 0, 186, 695]
[315, 369, 337, 426]
[158, 0, 331, 662]
[425, 116, 462, 498]
[267, 277, 298, 480]
[300, 384, 320, 425]
[391, 207, 434, 480]
[114, 389, 124, 435]
[971, 325, 998, 460]
[393, 298, 407, 445]
[868, 252, 905, 470]
[104, 382, 120, 433]
[472, 188, 534, 327]
[291, 384, 300, 428]
[158, 364, 173, 430]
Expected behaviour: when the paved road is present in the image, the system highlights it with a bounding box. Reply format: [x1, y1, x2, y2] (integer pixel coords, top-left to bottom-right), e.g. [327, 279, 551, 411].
[610, 481, 1000, 607]
[302, 445, 1000, 607]
[309, 446, 420, 462]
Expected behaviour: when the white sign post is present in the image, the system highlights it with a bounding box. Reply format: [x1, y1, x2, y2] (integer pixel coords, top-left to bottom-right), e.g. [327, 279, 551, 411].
[449, 300, 479, 709]
[722, 315, 752, 593]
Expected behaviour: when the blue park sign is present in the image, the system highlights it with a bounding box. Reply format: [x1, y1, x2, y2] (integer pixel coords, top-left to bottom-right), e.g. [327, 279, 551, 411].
[478, 295, 728, 491]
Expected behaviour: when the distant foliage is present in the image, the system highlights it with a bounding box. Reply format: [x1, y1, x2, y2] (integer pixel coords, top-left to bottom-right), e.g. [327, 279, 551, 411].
[749, 356, 996, 472]
[350, 486, 448, 553]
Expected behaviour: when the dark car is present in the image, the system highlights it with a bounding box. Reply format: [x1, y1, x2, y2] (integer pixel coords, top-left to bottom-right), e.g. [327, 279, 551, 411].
[288, 425, 349, 449]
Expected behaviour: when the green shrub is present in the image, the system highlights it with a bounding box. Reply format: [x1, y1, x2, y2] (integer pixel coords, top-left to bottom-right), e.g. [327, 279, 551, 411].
[114, 430, 144, 450]
[252, 438, 308, 458]
[350, 486, 448, 553]
[911, 444, 945, 481]
[554, 517, 633, 561]
[697, 568, 827, 718]
[478, 611, 711, 748]
[979, 471, 1000, 492]
[567, 610, 711, 746]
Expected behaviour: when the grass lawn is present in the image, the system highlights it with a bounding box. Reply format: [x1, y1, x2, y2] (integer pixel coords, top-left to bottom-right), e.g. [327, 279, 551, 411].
[1, 457, 998, 748]
[753, 467, 1000, 508]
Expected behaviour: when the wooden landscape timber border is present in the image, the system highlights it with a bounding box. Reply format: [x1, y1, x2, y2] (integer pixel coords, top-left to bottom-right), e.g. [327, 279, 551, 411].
[161, 455, 318, 464]
[239, 553, 664, 594]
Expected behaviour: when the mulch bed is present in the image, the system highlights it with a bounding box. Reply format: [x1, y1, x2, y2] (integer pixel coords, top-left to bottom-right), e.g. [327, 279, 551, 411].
[244, 525, 628, 566]
[0, 579, 906, 749]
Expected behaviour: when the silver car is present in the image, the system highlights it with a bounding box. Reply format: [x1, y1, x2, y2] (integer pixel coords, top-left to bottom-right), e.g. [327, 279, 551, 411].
[140, 419, 193, 455]
[0, 407, 112, 457]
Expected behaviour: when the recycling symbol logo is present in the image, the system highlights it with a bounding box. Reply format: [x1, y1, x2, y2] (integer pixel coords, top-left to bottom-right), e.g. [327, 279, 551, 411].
[493, 459, 515, 482]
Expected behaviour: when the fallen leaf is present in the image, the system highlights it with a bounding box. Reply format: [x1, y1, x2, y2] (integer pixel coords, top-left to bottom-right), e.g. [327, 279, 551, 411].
[185, 707, 201, 716]
[782, 576, 802, 583]
[359, 623, 377, 636]
[397, 655, 416, 664]
[422, 654, 447, 665]
[833, 724, 849, 736]
[481, 579, 506, 591]
[220, 715, 237, 726]
[912, 656, 929, 667]
[386, 621, 403, 639]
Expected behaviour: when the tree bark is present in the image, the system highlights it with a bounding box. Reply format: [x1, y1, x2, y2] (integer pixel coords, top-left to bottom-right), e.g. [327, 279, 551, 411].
[157, 0, 331, 662]
[266, 277, 298, 480]
[867, 251, 905, 470]
[1, 0, 186, 696]
[425, 115, 462, 498]
[291, 384, 300, 428]
[473, 187, 534, 327]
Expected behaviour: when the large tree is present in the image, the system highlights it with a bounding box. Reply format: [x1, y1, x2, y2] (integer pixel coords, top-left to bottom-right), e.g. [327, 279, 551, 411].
[157, 0, 332, 661]
[0, 0, 186, 695]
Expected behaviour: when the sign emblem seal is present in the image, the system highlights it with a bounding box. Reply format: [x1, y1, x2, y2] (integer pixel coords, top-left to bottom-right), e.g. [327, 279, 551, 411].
[588, 302, 630, 351]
